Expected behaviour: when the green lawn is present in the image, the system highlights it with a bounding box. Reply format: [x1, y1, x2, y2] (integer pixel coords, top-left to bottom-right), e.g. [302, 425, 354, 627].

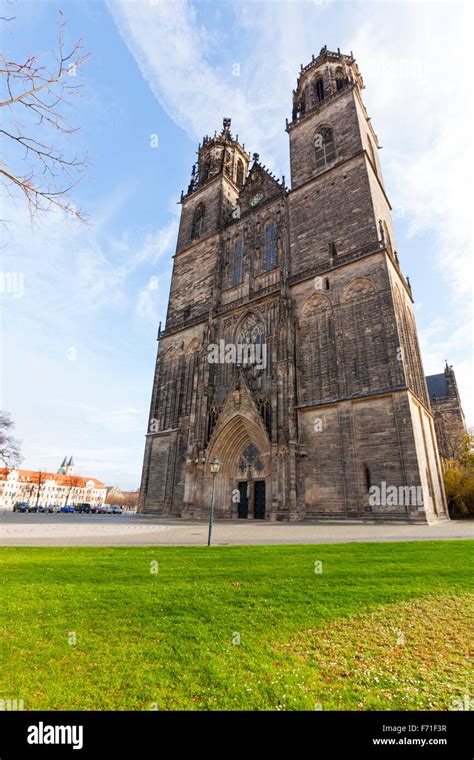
[1, 541, 472, 710]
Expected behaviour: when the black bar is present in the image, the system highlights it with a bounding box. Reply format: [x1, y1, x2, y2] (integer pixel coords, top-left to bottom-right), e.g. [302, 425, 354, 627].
[0, 711, 471, 757]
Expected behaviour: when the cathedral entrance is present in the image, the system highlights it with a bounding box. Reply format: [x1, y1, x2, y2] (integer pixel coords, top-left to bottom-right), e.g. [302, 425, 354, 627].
[254, 481, 266, 519]
[237, 482, 248, 518]
[204, 404, 271, 520]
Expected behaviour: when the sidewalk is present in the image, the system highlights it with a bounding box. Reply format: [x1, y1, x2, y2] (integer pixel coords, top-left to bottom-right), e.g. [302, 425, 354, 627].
[0, 512, 473, 546]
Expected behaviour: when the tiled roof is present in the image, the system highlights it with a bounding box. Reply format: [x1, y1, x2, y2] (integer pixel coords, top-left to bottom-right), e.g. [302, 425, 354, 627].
[426, 373, 448, 400]
[0, 468, 106, 489]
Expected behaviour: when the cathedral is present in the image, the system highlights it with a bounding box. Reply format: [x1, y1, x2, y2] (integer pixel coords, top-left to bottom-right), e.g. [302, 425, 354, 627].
[138, 47, 448, 523]
[426, 363, 467, 460]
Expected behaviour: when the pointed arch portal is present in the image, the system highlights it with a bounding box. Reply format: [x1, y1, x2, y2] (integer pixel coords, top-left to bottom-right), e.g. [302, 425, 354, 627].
[205, 413, 270, 519]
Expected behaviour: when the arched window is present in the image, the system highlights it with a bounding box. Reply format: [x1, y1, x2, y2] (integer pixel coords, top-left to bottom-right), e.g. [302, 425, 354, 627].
[263, 222, 277, 271]
[314, 127, 336, 170]
[191, 204, 205, 240]
[298, 294, 337, 402]
[232, 239, 244, 286]
[224, 150, 232, 177]
[324, 277, 330, 290]
[207, 407, 218, 443]
[328, 316, 334, 339]
[201, 160, 210, 183]
[335, 67, 344, 91]
[315, 78, 325, 102]
[236, 159, 244, 189]
[364, 464, 371, 491]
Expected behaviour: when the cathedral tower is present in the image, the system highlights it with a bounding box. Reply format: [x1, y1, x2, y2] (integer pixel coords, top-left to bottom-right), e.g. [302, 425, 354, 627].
[139, 48, 448, 523]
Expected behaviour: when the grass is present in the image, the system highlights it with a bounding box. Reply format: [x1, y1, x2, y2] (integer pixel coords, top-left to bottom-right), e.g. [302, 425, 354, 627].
[0, 541, 472, 710]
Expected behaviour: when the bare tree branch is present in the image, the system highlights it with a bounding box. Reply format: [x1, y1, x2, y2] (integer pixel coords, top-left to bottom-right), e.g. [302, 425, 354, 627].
[0, 410, 23, 467]
[0, 10, 91, 221]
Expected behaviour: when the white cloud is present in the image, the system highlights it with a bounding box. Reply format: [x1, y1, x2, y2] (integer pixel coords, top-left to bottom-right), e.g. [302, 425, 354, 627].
[106, 0, 293, 171]
[0, 195, 177, 488]
[345, 2, 474, 422]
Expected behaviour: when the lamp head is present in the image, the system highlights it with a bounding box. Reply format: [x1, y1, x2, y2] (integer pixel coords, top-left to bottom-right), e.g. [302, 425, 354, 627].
[209, 458, 220, 475]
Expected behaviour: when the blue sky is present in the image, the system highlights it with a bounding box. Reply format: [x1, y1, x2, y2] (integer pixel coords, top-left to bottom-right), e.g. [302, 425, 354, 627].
[1, 0, 472, 488]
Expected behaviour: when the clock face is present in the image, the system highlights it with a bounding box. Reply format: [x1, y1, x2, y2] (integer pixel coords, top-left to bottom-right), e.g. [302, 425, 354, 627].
[250, 192, 263, 207]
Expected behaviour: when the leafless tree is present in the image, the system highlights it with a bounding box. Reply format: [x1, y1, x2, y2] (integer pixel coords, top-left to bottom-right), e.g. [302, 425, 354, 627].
[124, 490, 139, 510]
[22, 480, 37, 503]
[1, 10, 90, 222]
[63, 474, 82, 505]
[34, 470, 48, 507]
[0, 410, 22, 467]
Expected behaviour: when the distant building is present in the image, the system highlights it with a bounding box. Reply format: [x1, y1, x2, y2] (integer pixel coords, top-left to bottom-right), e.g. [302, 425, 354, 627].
[426, 363, 467, 460]
[0, 457, 106, 510]
[106, 486, 139, 509]
[106, 485, 124, 502]
[57, 455, 75, 476]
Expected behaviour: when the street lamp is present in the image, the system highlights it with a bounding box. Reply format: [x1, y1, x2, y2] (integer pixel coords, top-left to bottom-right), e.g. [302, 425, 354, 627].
[207, 458, 220, 546]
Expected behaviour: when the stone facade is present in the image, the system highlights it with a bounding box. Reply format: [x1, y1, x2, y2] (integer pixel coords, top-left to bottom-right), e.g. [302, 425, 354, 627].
[139, 47, 448, 524]
[426, 363, 467, 460]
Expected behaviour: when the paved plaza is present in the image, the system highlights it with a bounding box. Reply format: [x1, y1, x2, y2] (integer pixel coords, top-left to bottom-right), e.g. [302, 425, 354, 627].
[0, 512, 473, 546]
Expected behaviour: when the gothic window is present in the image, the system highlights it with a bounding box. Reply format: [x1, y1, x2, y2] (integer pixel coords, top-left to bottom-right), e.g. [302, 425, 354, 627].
[182, 339, 199, 416]
[364, 464, 371, 491]
[263, 222, 277, 271]
[298, 294, 337, 403]
[239, 443, 264, 474]
[236, 159, 244, 189]
[232, 239, 244, 286]
[315, 127, 336, 170]
[315, 77, 325, 102]
[343, 278, 389, 394]
[235, 313, 266, 389]
[237, 314, 265, 347]
[328, 317, 334, 339]
[335, 67, 344, 91]
[201, 160, 210, 183]
[207, 407, 218, 443]
[257, 399, 272, 436]
[324, 277, 330, 290]
[224, 150, 232, 177]
[191, 204, 205, 240]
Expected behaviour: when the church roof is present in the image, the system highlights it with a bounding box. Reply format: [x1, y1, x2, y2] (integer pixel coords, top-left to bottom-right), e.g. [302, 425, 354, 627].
[236, 155, 286, 216]
[426, 373, 448, 400]
[0, 468, 106, 489]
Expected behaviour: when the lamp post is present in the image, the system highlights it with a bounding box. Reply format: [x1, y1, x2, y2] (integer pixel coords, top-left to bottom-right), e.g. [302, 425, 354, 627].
[207, 457, 220, 546]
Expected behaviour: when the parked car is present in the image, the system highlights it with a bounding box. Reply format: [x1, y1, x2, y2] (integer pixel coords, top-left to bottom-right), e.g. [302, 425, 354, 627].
[47, 504, 61, 513]
[60, 505, 75, 513]
[110, 505, 123, 515]
[28, 504, 45, 513]
[75, 503, 91, 514]
[13, 502, 30, 512]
